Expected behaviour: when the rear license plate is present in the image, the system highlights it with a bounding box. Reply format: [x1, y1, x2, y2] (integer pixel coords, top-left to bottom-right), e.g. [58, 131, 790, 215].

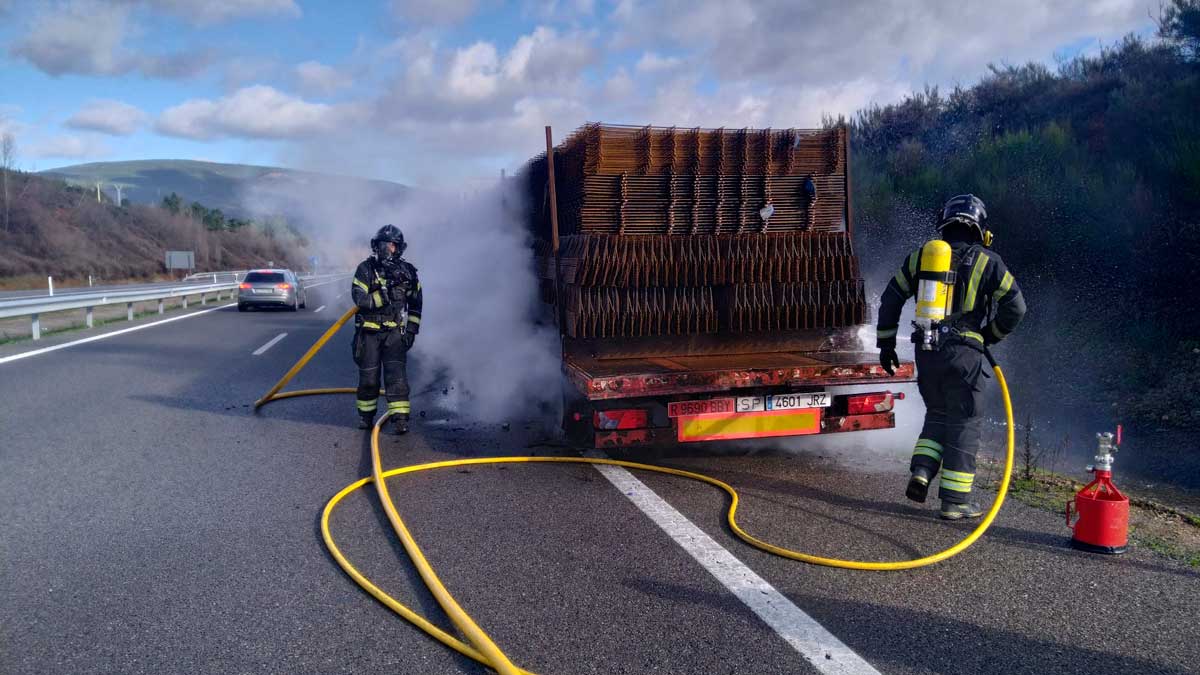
[252, 288, 271, 294]
[736, 392, 831, 411]
[765, 392, 831, 410]
[667, 398, 735, 418]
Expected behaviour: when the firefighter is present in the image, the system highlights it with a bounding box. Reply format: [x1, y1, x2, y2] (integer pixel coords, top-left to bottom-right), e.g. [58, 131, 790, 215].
[877, 194, 1026, 519]
[351, 224, 423, 434]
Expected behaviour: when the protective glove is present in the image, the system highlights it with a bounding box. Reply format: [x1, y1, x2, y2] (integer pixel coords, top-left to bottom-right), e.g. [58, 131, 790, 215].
[879, 347, 900, 376]
[401, 331, 416, 350]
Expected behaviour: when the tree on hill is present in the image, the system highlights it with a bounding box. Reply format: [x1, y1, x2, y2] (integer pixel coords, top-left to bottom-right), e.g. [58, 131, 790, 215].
[161, 192, 182, 215]
[846, 0, 1200, 428]
[1162, 0, 1200, 59]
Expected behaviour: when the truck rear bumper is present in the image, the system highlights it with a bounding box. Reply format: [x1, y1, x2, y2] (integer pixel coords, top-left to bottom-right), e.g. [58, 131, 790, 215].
[593, 410, 896, 449]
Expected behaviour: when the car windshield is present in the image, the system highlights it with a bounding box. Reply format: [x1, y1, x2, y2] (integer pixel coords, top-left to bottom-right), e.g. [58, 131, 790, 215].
[245, 272, 286, 283]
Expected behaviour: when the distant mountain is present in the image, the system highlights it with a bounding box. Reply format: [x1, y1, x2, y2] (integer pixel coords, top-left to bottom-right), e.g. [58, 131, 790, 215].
[40, 159, 409, 221]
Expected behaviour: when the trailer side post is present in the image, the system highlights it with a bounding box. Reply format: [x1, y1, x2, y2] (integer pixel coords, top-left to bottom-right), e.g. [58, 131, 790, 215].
[545, 126, 564, 330]
[843, 124, 854, 235]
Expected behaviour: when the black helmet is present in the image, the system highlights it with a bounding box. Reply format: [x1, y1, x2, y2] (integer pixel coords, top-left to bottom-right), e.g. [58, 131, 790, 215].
[938, 194, 987, 233]
[370, 224, 406, 258]
[937, 194, 990, 244]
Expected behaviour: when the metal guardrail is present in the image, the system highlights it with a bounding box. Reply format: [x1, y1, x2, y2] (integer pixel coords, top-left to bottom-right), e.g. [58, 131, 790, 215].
[0, 282, 241, 340]
[0, 274, 348, 340]
[181, 270, 248, 283]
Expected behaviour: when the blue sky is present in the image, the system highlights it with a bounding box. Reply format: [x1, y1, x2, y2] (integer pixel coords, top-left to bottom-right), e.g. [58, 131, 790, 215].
[0, 1, 1157, 186]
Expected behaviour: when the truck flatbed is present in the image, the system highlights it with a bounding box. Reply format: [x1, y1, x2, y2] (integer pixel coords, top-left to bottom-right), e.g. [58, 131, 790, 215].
[566, 351, 916, 401]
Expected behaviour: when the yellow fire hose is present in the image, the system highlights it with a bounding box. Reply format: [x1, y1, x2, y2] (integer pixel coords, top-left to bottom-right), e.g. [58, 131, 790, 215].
[258, 306, 1015, 675]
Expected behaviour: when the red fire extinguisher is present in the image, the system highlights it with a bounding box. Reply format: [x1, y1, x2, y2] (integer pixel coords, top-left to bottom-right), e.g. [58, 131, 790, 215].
[1066, 426, 1129, 554]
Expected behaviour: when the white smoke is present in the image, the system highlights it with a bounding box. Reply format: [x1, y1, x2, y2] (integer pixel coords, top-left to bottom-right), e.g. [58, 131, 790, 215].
[239, 175, 562, 424]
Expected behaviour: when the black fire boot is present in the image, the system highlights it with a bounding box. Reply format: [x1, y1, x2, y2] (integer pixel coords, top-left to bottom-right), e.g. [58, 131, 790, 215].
[357, 412, 375, 430]
[939, 501, 984, 520]
[905, 466, 932, 503]
[392, 417, 410, 435]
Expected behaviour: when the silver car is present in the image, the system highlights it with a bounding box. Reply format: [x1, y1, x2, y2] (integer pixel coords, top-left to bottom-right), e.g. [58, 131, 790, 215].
[237, 269, 307, 312]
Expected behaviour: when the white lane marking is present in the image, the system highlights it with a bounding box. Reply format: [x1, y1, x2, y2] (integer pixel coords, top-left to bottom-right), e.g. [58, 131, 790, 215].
[303, 277, 348, 290]
[0, 303, 238, 367]
[592, 462, 881, 675]
[314, 305, 326, 313]
[252, 332, 288, 356]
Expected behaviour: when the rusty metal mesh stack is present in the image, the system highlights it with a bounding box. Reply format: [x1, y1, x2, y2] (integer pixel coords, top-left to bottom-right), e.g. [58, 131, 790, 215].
[523, 123, 866, 340]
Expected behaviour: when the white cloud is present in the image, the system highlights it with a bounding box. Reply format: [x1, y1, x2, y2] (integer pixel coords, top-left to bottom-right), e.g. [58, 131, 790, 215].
[10, 1, 210, 78]
[29, 134, 110, 160]
[156, 86, 355, 140]
[11, 1, 132, 76]
[311, 4, 1148, 185]
[145, 0, 301, 25]
[131, 1, 1151, 186]
[295, 61, 346, 97]
[523, 0, 597, 20]
[390, 0, 478, 24]
[503, 26, 595, 85]
[603, 68, 634, 100]
[635, 52, 682, 74]
[610, 0, 1148, 87]
[611, 0, 636, 22]
[65, 99, 149, 135]
[446, 42, 502, 102]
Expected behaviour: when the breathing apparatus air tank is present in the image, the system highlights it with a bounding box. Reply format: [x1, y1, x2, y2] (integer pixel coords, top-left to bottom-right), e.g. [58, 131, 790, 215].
[913, 239, 955, 350]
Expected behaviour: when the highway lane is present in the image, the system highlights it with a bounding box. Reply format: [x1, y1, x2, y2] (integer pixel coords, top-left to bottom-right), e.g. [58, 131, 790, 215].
[2, 278, 1197, 674]
[629, 452, 1200, 674]
[0, 276, 831, 674]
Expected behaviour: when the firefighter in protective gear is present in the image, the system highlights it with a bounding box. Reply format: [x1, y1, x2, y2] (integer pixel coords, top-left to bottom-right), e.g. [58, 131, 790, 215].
[351, 224, 423, 434]
[877, 194, 1027, 519]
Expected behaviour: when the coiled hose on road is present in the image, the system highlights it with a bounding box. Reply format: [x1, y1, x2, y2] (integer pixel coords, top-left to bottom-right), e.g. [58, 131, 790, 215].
[257, 306, 1015, 675]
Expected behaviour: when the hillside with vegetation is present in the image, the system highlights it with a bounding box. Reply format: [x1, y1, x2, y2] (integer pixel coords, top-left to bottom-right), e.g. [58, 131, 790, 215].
[0, 171, 308, 283]
[847, 0, 1200, 429]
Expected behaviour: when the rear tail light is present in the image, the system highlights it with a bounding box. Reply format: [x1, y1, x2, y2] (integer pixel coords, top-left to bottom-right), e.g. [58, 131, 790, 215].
[239, 283, 251, 290]
[846, 391, 896, 415]
[593, 409, 649, 430]
[277, 283, 291, 290]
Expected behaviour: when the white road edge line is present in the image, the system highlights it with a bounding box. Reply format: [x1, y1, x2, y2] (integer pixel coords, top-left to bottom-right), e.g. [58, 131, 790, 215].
[0, 303, 238, 366]
[314, 305, 326, 313]
[591, 460, 881, 675]
[252, 332, 288, 356]
[303, 277, 348, 290]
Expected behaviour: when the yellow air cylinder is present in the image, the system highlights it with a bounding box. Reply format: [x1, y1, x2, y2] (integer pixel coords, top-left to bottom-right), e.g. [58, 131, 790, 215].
[914, 239, 953, 349]
[916, 239, 953, 321]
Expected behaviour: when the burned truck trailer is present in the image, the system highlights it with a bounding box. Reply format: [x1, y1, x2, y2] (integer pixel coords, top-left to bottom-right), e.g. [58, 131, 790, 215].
[521, 123, 915, 447]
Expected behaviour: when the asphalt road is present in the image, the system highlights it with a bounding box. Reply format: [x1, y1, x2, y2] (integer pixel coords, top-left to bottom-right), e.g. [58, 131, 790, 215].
[1, 279, 1197, 674]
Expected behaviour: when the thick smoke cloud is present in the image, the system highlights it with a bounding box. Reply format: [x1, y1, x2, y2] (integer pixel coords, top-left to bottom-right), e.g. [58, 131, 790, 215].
[239, 176, 562, 424]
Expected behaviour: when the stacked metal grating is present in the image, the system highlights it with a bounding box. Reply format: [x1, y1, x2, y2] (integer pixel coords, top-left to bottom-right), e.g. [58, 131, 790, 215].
[524, 123, 867, 340]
